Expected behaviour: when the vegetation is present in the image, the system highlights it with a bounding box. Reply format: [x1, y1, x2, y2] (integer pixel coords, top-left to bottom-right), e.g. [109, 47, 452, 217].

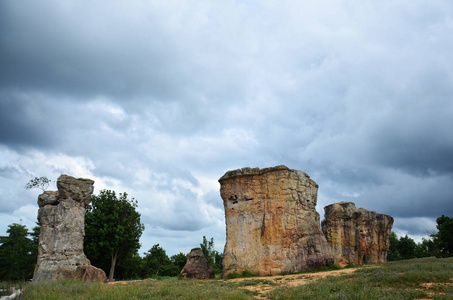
[388, 214, 453, 261]
[25, 177, 51, 192]
[200, 236, 223, 274]
[16, 257, 453, 299]
[0, 223, 39, 281]
[20, 278, 253, 299]
[84, 190, 145, 281]
[269, 257, 453, 299]
[142, 244, 181, 277]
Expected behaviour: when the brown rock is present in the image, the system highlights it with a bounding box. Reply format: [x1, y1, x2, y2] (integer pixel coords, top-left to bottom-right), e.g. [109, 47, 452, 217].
[180, 248, 215, 279]
[55, 267, 76, 281]
[75, 265, 107, 282]
[321, 201, 394, 265]
[337, 257, 349, 268]
[219, 166, 334, 277]
[33, 175, 95, 282]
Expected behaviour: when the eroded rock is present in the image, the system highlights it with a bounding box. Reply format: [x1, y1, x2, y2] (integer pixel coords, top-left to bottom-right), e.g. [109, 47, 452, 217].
[220, 165, 334, 277]
[179, 248, 215, 279]
[33, 174, 96, 282]
[75, 265, 107, 282]
[321, 201, 394, 265]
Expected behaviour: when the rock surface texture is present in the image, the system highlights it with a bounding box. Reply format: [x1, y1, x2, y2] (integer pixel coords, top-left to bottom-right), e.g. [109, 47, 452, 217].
[33, 174, 103, 282]
[321, 201, 394, 265]
[220, 165, 334, 277]
[179, 248, 215, 279]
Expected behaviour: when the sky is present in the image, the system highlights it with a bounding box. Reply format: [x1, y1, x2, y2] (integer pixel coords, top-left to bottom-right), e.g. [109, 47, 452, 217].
[1, 0, 452, 256]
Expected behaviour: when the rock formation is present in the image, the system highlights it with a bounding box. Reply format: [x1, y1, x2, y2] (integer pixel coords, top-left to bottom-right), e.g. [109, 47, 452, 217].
[179, 248, 215, 279]
[321, 201, 394, 265]
[33, 174, 106, 282]
[219, 165, 334, 277]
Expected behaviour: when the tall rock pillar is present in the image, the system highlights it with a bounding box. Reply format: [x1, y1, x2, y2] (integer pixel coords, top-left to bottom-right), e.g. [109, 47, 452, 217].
[321, 201, 394, 265]
[219, 165, 334, 277]
[33, 174, 95, 282]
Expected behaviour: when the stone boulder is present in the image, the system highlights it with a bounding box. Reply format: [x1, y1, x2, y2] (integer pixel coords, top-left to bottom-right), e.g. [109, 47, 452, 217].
[180, 248, 215, 279]
[321, 201, 394, 265]
[75, 265, 107, 282]
[33, 175, 95, 282]
[219, 165, 334, 277]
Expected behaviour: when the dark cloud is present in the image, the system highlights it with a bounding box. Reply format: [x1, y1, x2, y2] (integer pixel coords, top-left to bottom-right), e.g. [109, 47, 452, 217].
[1, 0, 453, 254]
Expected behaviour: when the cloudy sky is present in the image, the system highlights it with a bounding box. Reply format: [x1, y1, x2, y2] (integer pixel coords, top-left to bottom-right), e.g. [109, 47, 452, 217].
[1, 0, 452, 256]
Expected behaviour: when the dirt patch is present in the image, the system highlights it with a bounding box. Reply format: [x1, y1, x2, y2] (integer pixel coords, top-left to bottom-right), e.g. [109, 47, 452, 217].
[415, 280, 453, 299]
[227, 268, 358, 298]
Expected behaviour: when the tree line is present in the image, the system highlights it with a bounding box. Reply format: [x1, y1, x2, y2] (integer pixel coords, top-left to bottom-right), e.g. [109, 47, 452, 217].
[0, 188, 223, 281]
[388, 215, 453, 261]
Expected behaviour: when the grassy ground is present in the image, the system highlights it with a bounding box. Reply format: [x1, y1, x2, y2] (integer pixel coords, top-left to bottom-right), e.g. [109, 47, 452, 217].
[11, 257, 453, 299]
[269, 257, 453, 300]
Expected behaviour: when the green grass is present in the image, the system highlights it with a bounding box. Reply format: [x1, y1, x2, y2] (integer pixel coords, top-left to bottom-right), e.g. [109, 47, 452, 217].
[268, 257, 453, 300]
[12, 258, 453, 299]
[20, 278, 253, 300]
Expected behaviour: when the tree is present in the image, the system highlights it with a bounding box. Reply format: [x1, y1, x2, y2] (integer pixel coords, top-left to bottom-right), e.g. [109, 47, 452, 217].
[143, 244, 178, 277]
[387, 231, 400, 261]
[415, 237, 437, 258]
[200, 236, 223, 274]
[25, 177, 51, 192]
[388, 232, 417, 261]
[84, 190, 144, 281]
[0, 223, 37, 281]
[432, 215, 453, 255]
[398, 235, 416, 260]
[170, 252, 187, 273]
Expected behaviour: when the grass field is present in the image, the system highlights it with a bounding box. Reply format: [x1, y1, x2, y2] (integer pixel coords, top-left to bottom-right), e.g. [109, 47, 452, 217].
[5, 257, 453, 299]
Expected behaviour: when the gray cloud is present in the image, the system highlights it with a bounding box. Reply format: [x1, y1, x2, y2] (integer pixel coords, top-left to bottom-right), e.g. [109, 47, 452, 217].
[1, 0, 453, 254]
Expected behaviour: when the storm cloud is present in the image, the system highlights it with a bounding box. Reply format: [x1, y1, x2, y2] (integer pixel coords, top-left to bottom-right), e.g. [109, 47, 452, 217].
[1, 0, 452, 254]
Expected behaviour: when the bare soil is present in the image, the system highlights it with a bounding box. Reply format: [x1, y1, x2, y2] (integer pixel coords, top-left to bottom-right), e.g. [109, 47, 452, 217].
[227, 268, 359, 298]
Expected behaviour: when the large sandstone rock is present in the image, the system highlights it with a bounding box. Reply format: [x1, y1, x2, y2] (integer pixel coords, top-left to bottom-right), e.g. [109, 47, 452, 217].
[33, 174, 96, 282]
[179, 248, 215, 279]
[321, 201, 394, 265]
[220, 165, 334, 277]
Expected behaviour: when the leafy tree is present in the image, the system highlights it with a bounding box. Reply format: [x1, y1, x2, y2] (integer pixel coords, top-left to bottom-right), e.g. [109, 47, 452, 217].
[170, 252, 187, 273]
[25, 177, 51, 192]
[200, 236, 223, 274]
[415, 237, 437, 258]
[84, 190, 144, 281]
[115, 253, 144, 280]
[432, 215, 453, 255]
[398, 235, 416, 260]
[387, 231, 400, 261]
[0, 223, 37, 281]
[143, 244, 178, 277]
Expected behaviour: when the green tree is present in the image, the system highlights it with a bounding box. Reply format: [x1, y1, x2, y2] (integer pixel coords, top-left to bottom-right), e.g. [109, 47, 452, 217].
[115, 253, 144, 280]
[0, 223, 36, 280]
[200, 236, 223, 274]
[143, 244, 178, 277]
[432, 215, 453, 255]
[170, 252, 187, 273]
[398, 235, 416, 260]
[387, 231, 400, 261]
[415, 237, 437, 258]
[84, 190, 144, 281]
